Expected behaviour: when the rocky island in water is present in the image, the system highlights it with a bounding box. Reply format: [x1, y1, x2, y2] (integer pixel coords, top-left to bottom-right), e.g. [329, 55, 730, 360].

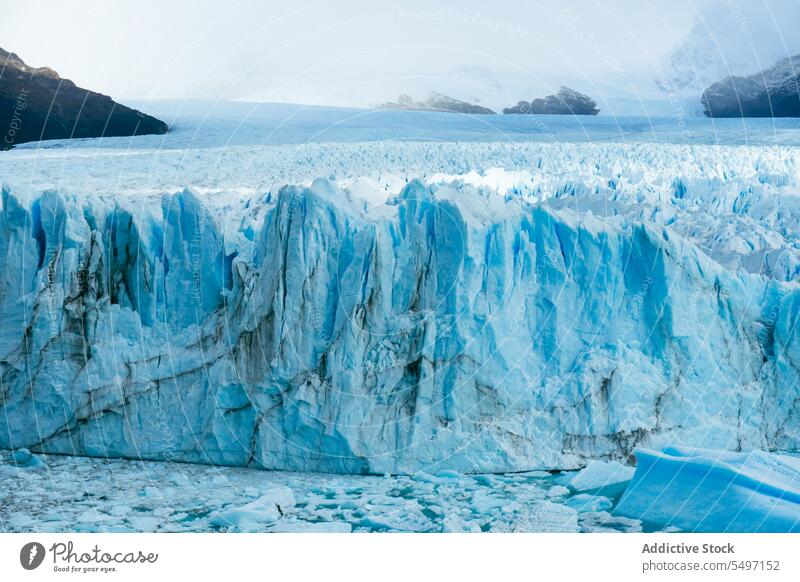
[378, 92, 495, 114]
[379, 87, 600, 116]
[503, 87, 600, 115]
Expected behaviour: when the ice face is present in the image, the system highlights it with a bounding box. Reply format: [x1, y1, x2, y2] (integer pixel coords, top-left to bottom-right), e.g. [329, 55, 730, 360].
[614, 447, 800, 532]
[1, 169, 799, 474]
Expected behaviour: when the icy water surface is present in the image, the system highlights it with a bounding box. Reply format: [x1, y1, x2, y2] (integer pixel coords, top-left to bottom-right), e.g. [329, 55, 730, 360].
[0, 454, 643, 533]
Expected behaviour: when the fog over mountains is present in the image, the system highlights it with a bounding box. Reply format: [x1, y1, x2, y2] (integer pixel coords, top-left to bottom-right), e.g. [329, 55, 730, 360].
[370, 1, 800, 118]
[4, 1, 798, 118]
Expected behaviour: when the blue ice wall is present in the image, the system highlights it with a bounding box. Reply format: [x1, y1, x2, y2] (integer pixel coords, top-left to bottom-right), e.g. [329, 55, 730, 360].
[0, 180, 798, 473]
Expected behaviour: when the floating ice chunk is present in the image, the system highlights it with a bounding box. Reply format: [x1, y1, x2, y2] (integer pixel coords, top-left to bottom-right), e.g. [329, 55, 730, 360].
[471, 490, 505, 513]
[353, 497, 430, 531]
[272, 521, 352, 533]
[435, 469, 464, 480]
[126, 516, 161, 532]
[98, 525, 137, 533]
[77, 509, 112, 523]
[515, 471, 550, 479]
[248, 487, 295, 513]
[8, 513, 34, 528]
[140, 486, 160, 498]
[425, 504, 444, 517]
[410, 472, 439, 484]
[568, 460, 635, 497]
[565, 494, 613, 513]
[7, 448, 46, 469]
[546, 485, 570, 498]
[472, 475, 496, 486]
[209, 487, 296, 532]
[442, 514, 481, 533]
[614, 448, 800, 533]
[490, 500, 579, 532]
[523, 501, 579, 532]
[579, 511, 643, 533]
[170, 473, 191, 486]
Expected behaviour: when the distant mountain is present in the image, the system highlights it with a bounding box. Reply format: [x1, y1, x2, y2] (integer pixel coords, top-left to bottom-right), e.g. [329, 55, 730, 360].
[702, 55, 800, 117]
[378, 92, 494, 114]
[503, 87, 599, 115]
[0, 47, 168, 149]
[656, 1, 800, 96]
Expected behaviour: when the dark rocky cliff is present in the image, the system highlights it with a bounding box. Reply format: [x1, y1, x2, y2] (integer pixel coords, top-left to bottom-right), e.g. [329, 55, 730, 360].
[379, 92, 495, 114]
[503, 87, 599, 115]
[702, 55, 800, 118]
[1, 47, 168, 149]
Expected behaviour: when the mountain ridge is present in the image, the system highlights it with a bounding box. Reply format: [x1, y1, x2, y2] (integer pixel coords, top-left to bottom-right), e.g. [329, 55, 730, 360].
[702, 54, 800, 117]
[1, 47, 168, 149]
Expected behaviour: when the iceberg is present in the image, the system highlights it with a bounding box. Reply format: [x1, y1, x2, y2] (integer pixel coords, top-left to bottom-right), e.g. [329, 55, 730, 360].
[209, 486, 296, 532]
[1, 171, 799, 475]
[567, 460, 634, 497]
[564, 494, 613, 513]
[5, 448, 46, 469]
[614, 447, 800, 532]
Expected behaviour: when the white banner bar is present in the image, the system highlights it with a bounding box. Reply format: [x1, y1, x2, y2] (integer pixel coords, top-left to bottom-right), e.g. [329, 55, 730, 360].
[0, 533, 797, 581]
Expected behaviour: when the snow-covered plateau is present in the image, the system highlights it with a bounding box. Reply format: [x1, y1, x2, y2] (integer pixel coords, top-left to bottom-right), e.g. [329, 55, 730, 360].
[1, 105, 799, 531]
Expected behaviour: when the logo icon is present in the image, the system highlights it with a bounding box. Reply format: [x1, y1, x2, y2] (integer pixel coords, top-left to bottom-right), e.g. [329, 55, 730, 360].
[20, 542, 46, 570]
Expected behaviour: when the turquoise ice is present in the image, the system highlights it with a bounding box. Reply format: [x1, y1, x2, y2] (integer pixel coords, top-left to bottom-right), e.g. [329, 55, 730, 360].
[1, 173, 798, 473]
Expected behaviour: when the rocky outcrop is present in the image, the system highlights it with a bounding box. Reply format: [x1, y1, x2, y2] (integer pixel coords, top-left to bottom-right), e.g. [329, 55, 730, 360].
[702, 55, 800, 117]
[379, 92, 495, 114]
[0, 47, 168, 149]
[655, 1, 800, 97]
[503, 87, 599, 115]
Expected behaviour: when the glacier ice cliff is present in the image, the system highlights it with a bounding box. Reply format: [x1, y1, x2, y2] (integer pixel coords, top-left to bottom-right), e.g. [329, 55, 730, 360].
[1, 177, 799, 474]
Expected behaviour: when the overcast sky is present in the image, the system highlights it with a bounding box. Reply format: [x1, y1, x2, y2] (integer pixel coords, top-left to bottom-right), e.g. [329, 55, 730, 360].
[0, 0, 780, 107]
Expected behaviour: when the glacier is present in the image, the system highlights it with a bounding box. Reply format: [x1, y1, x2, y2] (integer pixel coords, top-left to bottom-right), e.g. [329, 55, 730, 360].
[0, 105, 799, 534]
[1, 164, 799, 474]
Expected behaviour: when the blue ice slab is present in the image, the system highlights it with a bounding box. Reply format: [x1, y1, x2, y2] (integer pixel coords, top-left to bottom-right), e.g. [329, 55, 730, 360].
[614, 447, 800, 533]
